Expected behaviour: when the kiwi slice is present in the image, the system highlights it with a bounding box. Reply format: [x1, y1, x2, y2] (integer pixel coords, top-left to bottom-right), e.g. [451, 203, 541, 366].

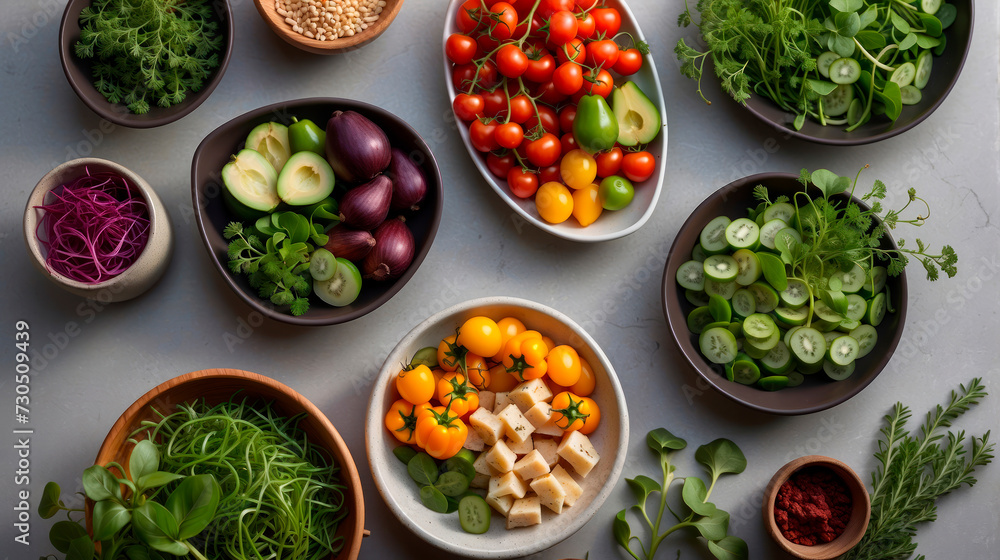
[789, 327, 827, 365]
[827, 335, 860, 366]
[699, 327, 738, 364]
[309, 248, 338, 282]
[824, 360, 856, 381]
[314, 257, 362, 307]
[849, 325, 878, 358]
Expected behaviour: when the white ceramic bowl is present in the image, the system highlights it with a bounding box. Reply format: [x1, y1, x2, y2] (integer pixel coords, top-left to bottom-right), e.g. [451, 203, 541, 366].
[366, 297, 629, 558]
[442, 0, 668, 242]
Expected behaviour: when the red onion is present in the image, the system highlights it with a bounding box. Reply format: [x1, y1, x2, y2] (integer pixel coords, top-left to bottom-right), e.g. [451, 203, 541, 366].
[363, 217, 414, 281]
[338, 175, 392, 231]
[387, 148, 428, 212]
[323, 226, 376, 262]
[325, 110, 391, 183]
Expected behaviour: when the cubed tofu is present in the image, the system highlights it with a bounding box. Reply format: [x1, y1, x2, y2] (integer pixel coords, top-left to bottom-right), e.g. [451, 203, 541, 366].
[473, 450, 496, 476]
[463, 424, 485, 452]
[551, 464, 584, 507]
[506, 496, 542, 529]
[513, 449, 550, 481]
[497, 404, 535, 444]
[524, 402, 553, 430]
[478, 390, 496, 412]
[530, 473, 567, 513]
[534, 416, 565, 437]
[471, 472, 491, 489]
[493, 392, 513, 415]
[486, 493, 515, 517]
[505, 436, 533, 456]
[557, 430, 600, 478]
[489, 471, 528, 499]
[485, 439, 517, 473]
[533, 437, 559, 468]
[507, 379, 553, 411]
[469, 407, 504, 446]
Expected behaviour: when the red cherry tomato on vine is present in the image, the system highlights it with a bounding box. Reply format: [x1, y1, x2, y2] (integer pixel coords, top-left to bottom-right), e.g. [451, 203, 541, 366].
[523, 48, 555, 82]
[558, 105, 576, 133]
[538, 165, 560, 183]
[488, 2, 518, 40]
[507, 167, 539, 198]
[596, 146, 623, 177]
[576, 12, 596, 39]
[622, 150, 655, 182]
[482, 89, 507, 117]
[536, 0, 574, 18]
[495, 122, 524, 149]
[575, 0, 599, 9]
[582, 68, 614, 98]
[560, 132, 578, 154]
[456, 0, 483, 33]
[553, 61, 583, 95]
[587, 39, 620, 69]
[592, 7, 621, 37]
[556, 38, 585, 64]
[446, 33, 478, 65]
[477, 32, 501, 54]
[452, 93, 484, 122]
[452, 64, 476, 91]
[613, 48, 643, 75]
[547, 10, 578, 45]
[525, 133, 561, 167]
[534, 80, 568, 105]
[525, 105, 560, 136]
[486, 151, 516, 178]
[497, 44, 528, 78]
[469, 119, 499, 153]
[507, 95, 533, 124]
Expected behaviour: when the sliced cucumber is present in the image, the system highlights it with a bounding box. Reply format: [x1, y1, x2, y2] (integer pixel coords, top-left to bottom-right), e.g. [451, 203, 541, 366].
[860, 266, 887, 298]
[691, 243, 708, 262]
[314, 257, 362, 307]
[705, 279, 737, 300]
[914, 50, 932, 89]
[836, 263, 867, 293]
[847, 98, 865, 126]
[699, 216, 732, 255]
[759, 219, 788, 250]
[891, 62, 916, 87]
[788, 327, 827, 365]
[687, 306, 715, 334]
[308, 248, 338, 281]
[277, 151, 336, 206]
[725, 218, 761, 251]
[785, 370, 805, 387]
[823, 330, 842, 346]
[458, 495, 491, 534]
[774, 228, 802, 254]
[704, 254, 739, 283]
[798, 358, 825, 375]
[742, 313, 776, 340]
[784, 325, 802, 347]
[823, 84, 854, 117]
[222, 149, 280, 218]
[731, 289, 756, 318]
[748, 281, 780, 313]
[829, 57, 862, 84]
[763, 202, 795, 224]
[827, 335, 860, 366]
[824, 359, 856, 381]
[733, 249, 762, 286]
[900, 85, 922, 105]
[849, 324, 878, 358]
[758, 376, 789, 391]
[921, 0, 941, 16]
[699, 327, 739, 364]
[743, 342, 769, 360]
[731, 359, 761, 385]
[676, 260, 706, 291]
[866, 292, 887, 326]
[245, 122, 291, 173]
[746, 327, 780, 352]
[817, 51, 840, 78]
[761, 341, 793, 374]
[685, 289, 710, 307]
[779, 279, 810, 307]
[774, 305, 809, 327]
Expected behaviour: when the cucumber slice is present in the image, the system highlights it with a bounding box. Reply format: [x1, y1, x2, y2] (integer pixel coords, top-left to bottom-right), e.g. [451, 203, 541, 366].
[817, 51, 840, 78]
[763, 202, 795, 224]
[745, 327, 780, 352]
[725, 218, 761, 251]
[914, 50, 932, 89]
[705, 279, 737, 300]
[829, 58, 862, 84]
[759, 219, 788, 250]
[314, 257, 362, 307]
[835, 263, 866, 293]
[687, 306, 715, 334]
[704, 254, 739, 283]
[309, 248, 338, 281]
[277, 151, 336, 206]
[708, 294, 732, 323]
[823, 330, 842, 346]
[761, 341, 793, 374]
[866, 292, 887, 326]
[827, 335, 861, 366]
[784, 326, 802, 347]
[731, 289, 756, 318]
[847, 98, 865, 126]
[458, 495, 491, 534]
[849, 324, 878, 358]
[686, 289, 710, 307]
[860, 266, 887, 298]
[222, 149, 280, 218]
[838, 318, 862, 332]
[779, 279, 810, 307]
[921, 0, 941, 15]
[813, 301, 843, 323]
[774, 305, 809, 326]
[700, 216, 732, 255]
[727, 322, 743, 338]
[798, 358, 825, 375]
[824, 360, 856, 381]
[699, 327, 739, 364]
[733, 249, 762, 286]
[785, 370, 805, 387]
[245, 122, 292, 173]
[410, 346, 439, 369]
[823, 84, 854, 117]
[748, 281, 780, 313]
[691, 243, 708, 262]
[788, 327, 827, 365]
[743, 341, 770, 360]
[676, 260, 705, 291]
[758, 376, 789, 391]
[891, 62, 916, 87]
[731, 359, 761, 385]
[742, 313, 776, 340]
[900, 85, 922, 105]
[773, 228, 802, 254]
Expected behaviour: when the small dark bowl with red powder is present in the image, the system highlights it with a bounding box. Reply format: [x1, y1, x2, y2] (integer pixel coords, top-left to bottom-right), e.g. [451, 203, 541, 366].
[763, 455, 871, 559]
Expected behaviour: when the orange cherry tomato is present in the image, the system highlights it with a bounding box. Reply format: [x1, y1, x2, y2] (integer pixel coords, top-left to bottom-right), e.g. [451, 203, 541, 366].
[546, 345, 582, 386]
[437, 335, 467, 372]
[396, 364, 435, 405]
[502, 330, 549, 381]
[465, 354, 491, 390]
[385, 399, 431, 444]
[487, 363, 520, 393]
[458, 316, 503, 358]
[578, 397, 601, 434]
[550, 391, 593, 432]
[492, 317, 526, 361]
[437, 372, 480, 418]
[569, 357, 596, 396]
[415, 406, 468, 459]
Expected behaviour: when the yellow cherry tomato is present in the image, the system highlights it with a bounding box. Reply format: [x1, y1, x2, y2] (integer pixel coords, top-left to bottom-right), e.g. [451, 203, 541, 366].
[385, 399, 430, 444]
[415, 406, 468, 459]
[437, 334, 466, 372]
[570, 357, 596, 397]
[436, 372, 480, 418]
[487, 363, 519, 392]
[546, 345, 582, 387]
[465, 354, 491, 390]
[542, 336, 556, 354]
[457, 316, 502, 358]
[502, 330, 549, 381]
[572, 183, 603, 227]
[491, 317, 526, 361]
[578, 397, 601, 435]
[550, 391, 593, 432]
[536, 181, 574, 224]
[560, 149, 598, 190]
[396, 364, 435, 405]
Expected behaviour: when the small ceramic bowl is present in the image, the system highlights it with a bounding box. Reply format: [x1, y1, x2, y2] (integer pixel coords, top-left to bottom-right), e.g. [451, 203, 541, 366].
[762, 455, 871, 559]
[58, 0, 234, 128]
[741, 0, 974, 145]
[253, 0, 405, 54]
[191, 97, 443, 326]
[93, 368, 366, 560]
[23, 158, 174, 302]
[366, 297, 629, 558]
[661, 173, 907, 415]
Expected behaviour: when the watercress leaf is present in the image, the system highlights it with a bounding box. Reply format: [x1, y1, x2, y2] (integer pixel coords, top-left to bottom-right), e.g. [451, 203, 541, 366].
[165, 474, 221, 540]
[129, 440, 159, 485]
[856, 30, 886, 50]
[682, 476, 717, 517]
[917, 12, 943, 36]
[858, 4, 879, 29]
[806, 79, 838, 96]
[435, 471, 470, 497]
[613, 509, 632, 549]
[394, 446, 418, 464]
[890, 11, 911, 34]
[690, 508, 730, 541]
[65, 535, 96, 560]
[137, 471, 184, 490]
[695, 438, 748, 482]
[39, 481, 63, 519]
[829, 0, 863, 13]
[132, 501, 186, 556]
[707, 535, 750, 560]
[626, 475, 661, 509]
[833, 11, 861, 38]
[878, 82, 904, 121]
[82, 465, 122, 502]
[443, 456, 476, 481]
[828, 275, 844, 292]
[757, 252, 788, 292]
[407, 452, 439, 486]
[820, 289, 850, 316]
[49, 520, 89, 553]
[647, 428, 686, 453]
[91, 499, 131, 541]
[898, 32, 918, 52]
[915, 34, 941, 49]
[831, 34, 856, 57]
[419, 485, 449, 513]
[810, 169, 837, 192]
[793, 113, 806, 131]
[937, 3, 957, 28]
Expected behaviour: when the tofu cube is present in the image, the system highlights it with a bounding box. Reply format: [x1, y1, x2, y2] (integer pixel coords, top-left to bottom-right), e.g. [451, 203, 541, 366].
[478, 390, 496, 412]
[505, 436, 533, 456]
[534, 416, 565, 437]
[506, 496, 542, 529]
[530, 473, 567, 513]
[486, 493, 515, 517]
[497, 404, 535, 444]
[533, 437, 559, 468]
[523, 402, 553, 430]
[489, 471, 527, 499]
[485, 440, 517, 473]
[470, 472, 491, 489]
[551, 464, 584, 507]
[473, 450, 496, 476]
[469, 407, 504, 446]
[513, 449, 550, 481]
[507, 379, 553, 411]
[557, 430, 600, 478]
[463, 425, 485, 452]
[493, 392, 513, 415]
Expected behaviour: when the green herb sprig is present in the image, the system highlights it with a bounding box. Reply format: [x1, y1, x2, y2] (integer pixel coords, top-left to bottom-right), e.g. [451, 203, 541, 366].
[224, 216, 314, 316]
[842, 378, 994, 559]
[613, 429, 749, 560]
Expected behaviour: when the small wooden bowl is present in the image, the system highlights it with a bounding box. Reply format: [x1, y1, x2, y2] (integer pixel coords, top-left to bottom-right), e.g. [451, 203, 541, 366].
[762, 455, 871, 559]
[253, 0, 405, 54]
[93, 368, 366, 560]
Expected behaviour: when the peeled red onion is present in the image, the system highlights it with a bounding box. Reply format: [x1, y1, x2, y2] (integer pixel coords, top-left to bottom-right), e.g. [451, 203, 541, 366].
[338, 175, 392, 231]
[323, 226, 376, 262]
[325, 110, 391, 183]
[387, 147, 428, 212]
[363, 217, 414, 281]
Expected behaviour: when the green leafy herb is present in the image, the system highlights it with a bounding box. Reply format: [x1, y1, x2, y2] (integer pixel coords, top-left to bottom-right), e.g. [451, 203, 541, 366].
[224, 216, 313, 316]
[75, 0, 223, 115]
[842, 378, 995, 560]
[613, 428, 748, 560]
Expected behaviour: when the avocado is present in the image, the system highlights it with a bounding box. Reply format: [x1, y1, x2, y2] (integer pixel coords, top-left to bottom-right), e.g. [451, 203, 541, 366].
[276, 151, 335, 206]
[611, 81, 662, 147]
[245, 122, 291, 173]
[222, 149, 280, 219]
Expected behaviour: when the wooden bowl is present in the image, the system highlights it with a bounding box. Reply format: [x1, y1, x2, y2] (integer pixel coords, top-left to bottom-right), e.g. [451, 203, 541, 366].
[762, 455, 871, 559]
[93, 368, 366, 560]
[253, 0, 404, 54]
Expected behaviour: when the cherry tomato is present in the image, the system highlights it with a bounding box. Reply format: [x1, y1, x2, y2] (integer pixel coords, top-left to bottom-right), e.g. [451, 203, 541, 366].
[469, 119, 499, 152]
[558, 105, 577, 133]
[534, 80, 568, 105]
[452, 93, 485, 122]
[482, 89, 508, 117]
[506, 95, 533, 123]
[560, 148, 597, 190]
[572, 182, 603, 226]
[575, 0, 599, 9]
[587, 39, 620, 69]
[578, 397, 601, 434]
[446, 33, 478, 65]
[436, 372, 480, 418]
[546, 345, 582, 386]
[523, 48, 556, 82]
[465, 354, 491, 390]
[576, 12, 596, 39]
[477, 60, 499, 88]
[487, 363, 520, 392]
[570, 357, 596, 396]
[396, 364, 435, 405]
[488, 2, 518, 40]
[550, 391, 592, 432]
[539, 164, 561, 183]
[458, 316, 503, 357]
[553, 61, 583, 95]
[451, 64, 477, 91]
[556, 38, 585, 64]
[477, 32, 501, 54]
[456, 0, 484, 33]
[496, 43, 528, 78]
[547, 10, 578, 45]
[622, 150, 655, 182]
[385, 399, 430, 444]
[486, 151, 516, 178]
[595, 146, 623, 177]
[598, 175, 634, 210]
[494, 317, 526, 360]
[582, 68, 614, 98]
[525, 104, 559, 136]
[613, 47, 643, 75]
[536, 0, 574, 18]
[592, 7, 621, 37]
[525, 132, 561, 167]
[535, 181, 574, 223]
[437, 334, 465, 372]
[415, 406, 468, 460]
[507, 167, 539, 199]
[560, 132, 578, 154]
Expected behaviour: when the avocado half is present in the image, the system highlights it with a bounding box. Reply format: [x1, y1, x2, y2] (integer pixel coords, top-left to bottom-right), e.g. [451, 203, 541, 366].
[222, 149, 280, 220]
[611, 82, 661, 147]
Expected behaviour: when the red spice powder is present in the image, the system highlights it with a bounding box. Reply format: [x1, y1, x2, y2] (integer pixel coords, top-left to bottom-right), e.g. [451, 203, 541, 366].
[773, 466, 852, 546]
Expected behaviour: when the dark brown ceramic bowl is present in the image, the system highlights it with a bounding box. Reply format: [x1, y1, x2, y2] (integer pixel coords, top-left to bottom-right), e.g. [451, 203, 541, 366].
[742, 1, 973, 145]
[191, 98, 443, 326]
[58, 0, 234, 128]
[661, 173, 907, 415]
